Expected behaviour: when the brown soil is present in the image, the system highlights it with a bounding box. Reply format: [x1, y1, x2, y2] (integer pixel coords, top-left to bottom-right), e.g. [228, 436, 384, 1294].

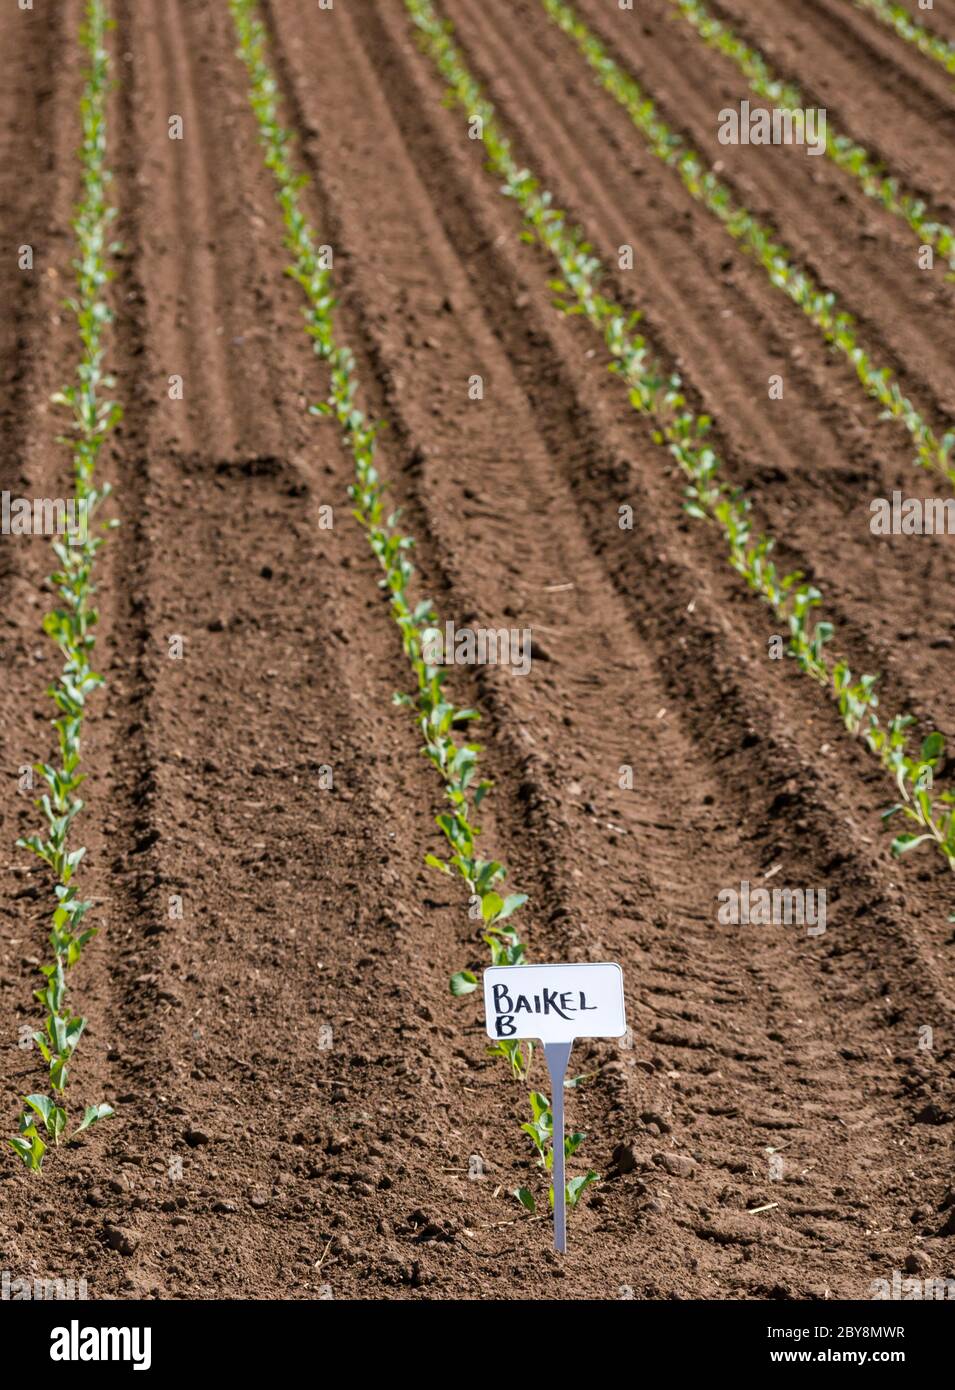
[1, 0, 953, 1301]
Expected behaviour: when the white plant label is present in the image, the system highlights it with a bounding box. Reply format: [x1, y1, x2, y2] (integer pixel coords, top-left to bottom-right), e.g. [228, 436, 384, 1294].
[483, 962, 626, 1043]
[483, 962, 626, 1256]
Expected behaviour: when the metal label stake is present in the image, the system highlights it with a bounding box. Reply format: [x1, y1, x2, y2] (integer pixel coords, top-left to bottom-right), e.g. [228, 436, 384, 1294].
[483, 961, 626, 1255]
[544, 1039, 573, 1254]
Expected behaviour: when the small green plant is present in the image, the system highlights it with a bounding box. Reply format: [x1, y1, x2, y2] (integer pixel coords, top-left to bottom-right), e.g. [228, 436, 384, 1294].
[9, 0, 119, 1171]
[228, 0, 594, 1215]
[880, 731, 955, 865]
[671, 0, 955, 277]
[404, 0, 955, 881]
[514, 1090, 598, 1213]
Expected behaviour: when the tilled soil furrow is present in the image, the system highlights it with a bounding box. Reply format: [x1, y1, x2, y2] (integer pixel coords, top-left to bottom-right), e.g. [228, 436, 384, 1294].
[0, 0, 69, 508]
[1, 0, 128, 1287]
[141, 0, 239, 450]
[259, 0, 627, 965]
[0, 0, 80, 904]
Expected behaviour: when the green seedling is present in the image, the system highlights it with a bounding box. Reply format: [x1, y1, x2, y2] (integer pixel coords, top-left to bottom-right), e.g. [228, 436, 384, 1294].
[23, 1095, 67, 1144]
[450, 970, 478, 996]
[74, 1103, 115, 1137]
[882, 732, 955, 867]
[10, 1118, 46, 1173]
[487, 1037, 534, 1082]
[514, 1090, 599, 1212]
[9, 0, 119, 1171]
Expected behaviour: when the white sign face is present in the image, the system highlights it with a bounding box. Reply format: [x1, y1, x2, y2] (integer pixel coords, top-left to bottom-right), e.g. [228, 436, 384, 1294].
[484, 962, 626, 1044]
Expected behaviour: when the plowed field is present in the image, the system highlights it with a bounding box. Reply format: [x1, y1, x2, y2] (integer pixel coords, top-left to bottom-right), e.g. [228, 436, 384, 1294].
[1, 0, 953, 1302]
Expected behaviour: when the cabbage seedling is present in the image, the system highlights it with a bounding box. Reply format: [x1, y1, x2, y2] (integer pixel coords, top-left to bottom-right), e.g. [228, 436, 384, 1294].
[515, 1091, 598, 1213]
[9, 0, 118, 1169]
